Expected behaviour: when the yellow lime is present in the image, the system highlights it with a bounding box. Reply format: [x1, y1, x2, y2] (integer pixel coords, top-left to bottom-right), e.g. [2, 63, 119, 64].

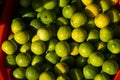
[71, 28, 87, 43]
[94, 13, 110, 28]
[70, 12, 87, 28]
[100, 27, 114, 42]
[85, 3, 99, 17]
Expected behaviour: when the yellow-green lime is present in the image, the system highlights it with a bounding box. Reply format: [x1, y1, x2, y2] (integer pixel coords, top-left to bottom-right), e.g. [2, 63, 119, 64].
[55, 41, 70, 57]
[58, 0, 70, 7]
[95, 41, 107, 52]
[56, 74, 70, 80]
[20, 42, 31, 53]
[2, 40, 17, 55]
[88, 52, 104, 67]
[39, 71, 55, 80]
[70, 12, 87, 28]
[57, 26, 71, 41]
[107, 39, 120, 54]
[79, 42, 95, 57]
[102, 60, 119, 75]
[8, 34, 14, 40]
[94, 13, 110, 28]
[31, 40, 46, 55]
[81, 0, 93, 5]
[100, 27, 114, 42]
[85, 3, 99, 17]
[56, 17, 69, 26]
[14, 30, 30, 44]
[13, 67, 26, 80]
[31, 34, 39, 42]
[99, 0, 110, 12]
[71, 28, 87, 43]
[47, 39, 58, 51]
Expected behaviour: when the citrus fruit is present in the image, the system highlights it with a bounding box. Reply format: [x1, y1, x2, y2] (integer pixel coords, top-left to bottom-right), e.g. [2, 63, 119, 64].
[85, 3, 99, 17]
[45, 51, 60, 64]
[107, 39, 120, 54]
[58, 0, 70, 7]
[95, 41, 107, 52]
[11, 18, 25, 33]
[56, 74, 70, 80]
[16, 53, 31, 67]
[83, 64, 99, 79]
[107, 8, 120, 23]
[40, 9, 56, 25]
[55, 41, 70, 57]
[99, 0, 110, 12]
[2, 40, 17, 55]
[94, 72, 111, 80]
[31, 40, 46, 55]
[88, 52, 105, 67]
[62, 5, 75, 19]
[71, 28, 87, 43]
[56, 17, 69, 26]
[47, 39, 58, 51]
[40, 63, 53, 72]
[14, 30, 30, 44]
[100, 27, 114, 42]
[37, 27, 52, 41]
[69, 68, 83, 80]
[8, 34, 14, 40]
[31, 34, 39, 42]
[39, 71, 55, 80]
[81, 0, 93, 5]
[20, 42, 31, 53]
[70, 12, 87, 28]
[26, 66, 40, 80]
[102, 60, 119, 75]
[43, 0, 57, 10]
[13, 67, 26, 80]
[79, 42, 95, 57]
[94, 13, 110, 28]
[104, 52, 118, 61]
[54, 62, 69, 75]
[57, 26, 71, 41]
[69, 42, 79, 56]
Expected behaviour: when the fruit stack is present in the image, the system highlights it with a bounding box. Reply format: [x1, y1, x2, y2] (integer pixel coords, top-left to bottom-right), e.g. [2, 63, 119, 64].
[0, 0, 120, 80]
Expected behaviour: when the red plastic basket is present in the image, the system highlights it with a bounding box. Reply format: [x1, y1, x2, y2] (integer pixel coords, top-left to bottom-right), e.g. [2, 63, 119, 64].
[0, 0, 120, 80]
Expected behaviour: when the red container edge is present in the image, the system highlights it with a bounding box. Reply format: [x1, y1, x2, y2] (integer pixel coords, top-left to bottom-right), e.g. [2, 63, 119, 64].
[0, 0, 120, 80]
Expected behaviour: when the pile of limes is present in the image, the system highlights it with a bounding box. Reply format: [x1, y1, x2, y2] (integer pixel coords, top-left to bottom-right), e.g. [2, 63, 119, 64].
[2, 0, 120, 80]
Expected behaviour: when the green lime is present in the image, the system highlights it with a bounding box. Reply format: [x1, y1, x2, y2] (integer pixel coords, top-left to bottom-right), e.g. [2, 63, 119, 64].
[20, 42, 31, 53]
[58, 0, 70, 7]
[45, 51, 60, 64]
[70, 12, 87, 28]
[32, 0, 44, 12]
[88, 52, 105, 67]
[20, 0, 32, 7]
[94, 72, 111, 80]
[69, 42, 79, 56]
[56, 17, 69, 26]
[31, 55, 44, 66]
[71, 28, 87, 43]
[43, 0, 57, 10]
[37, 27, 52, 41]
[39, 71, 55, 80]
[13, 67, 26, 79]
[56, 74, 70, 80]
[99, 0, 110, 12]
[57, 26, 71, 41]
[16, 53, 31, 67]
[55, 41, 70, 57]
[107, 39, 120, 54]
[6, 55, 17, 68]
[102, 60, 119, 75]
[47, 39, 58, 51]
[69, 68, 83, 80]
[26, 66, 40, 80]
[62, 5, 75, 19]
[2, 40, 17, 55]
[60, 56, 75, 68]
[75, 55, 87, 68]
[40, 10, 56, 25]
[79, 42, 95, 57]
[100, 27, 114, 42]
[31, 40, 46, 55]
[14, 30, 30, 44]
[87, 29, 99, 41]
[83, 64, 99, 79]
[11, 18, 25, 33]
[54, 62, 69, 75]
